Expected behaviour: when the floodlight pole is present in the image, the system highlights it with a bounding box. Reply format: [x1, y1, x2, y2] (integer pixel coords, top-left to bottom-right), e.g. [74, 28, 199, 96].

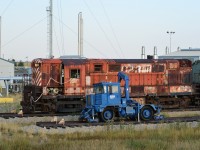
[166, 31, 175, 53]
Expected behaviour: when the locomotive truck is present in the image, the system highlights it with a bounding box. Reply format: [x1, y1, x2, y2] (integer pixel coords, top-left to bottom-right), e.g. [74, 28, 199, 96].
[79, 72, 161, 122]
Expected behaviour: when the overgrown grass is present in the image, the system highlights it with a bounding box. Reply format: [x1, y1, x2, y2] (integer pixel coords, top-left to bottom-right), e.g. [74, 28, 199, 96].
[0, 122, 199, 150]
[162, 111, 200, 118]
[0, 94, 199, 149]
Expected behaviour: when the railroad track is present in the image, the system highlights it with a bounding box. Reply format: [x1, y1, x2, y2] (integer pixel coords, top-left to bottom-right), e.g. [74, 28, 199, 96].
[0, 106, 199, 119]
[36, 116, 200, 129]
[0, 112, 75, 119]
[162, 107, 200, 112]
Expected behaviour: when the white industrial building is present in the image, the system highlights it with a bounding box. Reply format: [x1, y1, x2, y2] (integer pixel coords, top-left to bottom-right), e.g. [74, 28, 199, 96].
[158, 48, 200, 63]
[0, 58, 14, 92]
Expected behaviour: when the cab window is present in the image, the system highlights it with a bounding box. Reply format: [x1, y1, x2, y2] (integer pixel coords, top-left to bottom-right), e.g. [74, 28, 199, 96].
[108, 85, 118, 94]
[94, 64, 103, 72]
[70, 69, 80, 78]
[94, 85, 104, 94]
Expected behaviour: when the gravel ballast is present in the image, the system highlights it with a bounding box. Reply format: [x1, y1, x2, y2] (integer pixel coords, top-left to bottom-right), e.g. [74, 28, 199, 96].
[0, 111, 199, 134]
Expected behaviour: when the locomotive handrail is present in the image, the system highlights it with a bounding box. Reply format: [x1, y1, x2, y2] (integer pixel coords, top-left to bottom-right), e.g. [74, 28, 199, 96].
[48, 77, 74, 85]
[31, 77, 73, 103]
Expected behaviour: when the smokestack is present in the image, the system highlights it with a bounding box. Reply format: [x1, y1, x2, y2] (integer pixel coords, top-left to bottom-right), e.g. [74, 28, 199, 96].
[165, 46, 169, 55]
[141, 46, 145, 59]
[177, 47, 180, 51]
[46, 0, 53, 58]
[78, 12, 83, 57]
[153, 46, 158, 59]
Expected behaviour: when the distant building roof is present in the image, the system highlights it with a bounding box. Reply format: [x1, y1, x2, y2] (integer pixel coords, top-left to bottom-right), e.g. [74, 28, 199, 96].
[159, 48, 200, 57]
[60, 55, 86, 59]
[158, 48, 200, 62]
[0, 58, 14, 64]
[0, 76, 24, 80]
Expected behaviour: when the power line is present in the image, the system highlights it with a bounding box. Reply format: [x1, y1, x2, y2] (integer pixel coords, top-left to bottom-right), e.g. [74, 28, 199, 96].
[2, 17, 47, 48]
[56, 0, 65, 55]
[83, 0, 121, 58]
[54, 16, 77, 36]
[53, 16, 113, 59]
[99, 0, 125, 57]
[53, 20, 62, 56]
[1, 0, 15, 16]
[60, 0, 65, 55]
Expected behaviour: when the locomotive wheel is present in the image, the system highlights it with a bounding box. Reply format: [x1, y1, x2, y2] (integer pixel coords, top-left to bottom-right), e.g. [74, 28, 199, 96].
[100, 108, 115, 122]
[21, 101, 31, 113]
[140, 106, 154, 121]
[180, 97, 190, 108]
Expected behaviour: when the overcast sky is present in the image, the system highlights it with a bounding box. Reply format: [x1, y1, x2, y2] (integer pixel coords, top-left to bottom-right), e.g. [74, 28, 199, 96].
[0, 0, 200, 61]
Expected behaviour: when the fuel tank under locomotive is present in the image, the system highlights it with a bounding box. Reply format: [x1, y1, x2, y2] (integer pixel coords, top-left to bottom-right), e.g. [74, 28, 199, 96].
[21, 85, 84, 113]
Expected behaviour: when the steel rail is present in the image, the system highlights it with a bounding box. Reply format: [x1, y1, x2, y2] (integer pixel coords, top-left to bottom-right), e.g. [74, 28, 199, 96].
[36, 116, 200, 129]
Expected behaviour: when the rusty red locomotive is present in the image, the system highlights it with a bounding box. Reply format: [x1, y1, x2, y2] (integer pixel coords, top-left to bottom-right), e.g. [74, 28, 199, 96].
[21, 57, 195, 113]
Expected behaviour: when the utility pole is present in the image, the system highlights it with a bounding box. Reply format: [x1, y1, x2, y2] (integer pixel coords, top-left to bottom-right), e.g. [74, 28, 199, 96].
[47, 0, 53, 58]
[78, 12, 83, 57]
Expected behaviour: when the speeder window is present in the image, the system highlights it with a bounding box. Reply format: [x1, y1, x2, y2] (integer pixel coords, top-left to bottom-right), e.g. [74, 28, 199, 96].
[94, 85, 104, 94]
[108, 85, 118, 94]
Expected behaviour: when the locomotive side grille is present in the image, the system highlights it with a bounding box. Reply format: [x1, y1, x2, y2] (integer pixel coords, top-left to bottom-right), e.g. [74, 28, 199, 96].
[86, 94, 102, 106]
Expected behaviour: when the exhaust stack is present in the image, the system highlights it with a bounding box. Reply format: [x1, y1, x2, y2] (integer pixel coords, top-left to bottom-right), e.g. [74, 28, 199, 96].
[165, 46, 169, 55]
[78, 12, 83, 57]
[153, 46, 158, 59]
[141, 46, 145, 59]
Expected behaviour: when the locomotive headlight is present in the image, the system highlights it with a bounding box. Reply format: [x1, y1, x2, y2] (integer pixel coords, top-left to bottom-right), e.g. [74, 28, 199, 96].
[35, 63, 40, 67]
[46, 88, 60, 95]
[53, 88, 59, 94]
